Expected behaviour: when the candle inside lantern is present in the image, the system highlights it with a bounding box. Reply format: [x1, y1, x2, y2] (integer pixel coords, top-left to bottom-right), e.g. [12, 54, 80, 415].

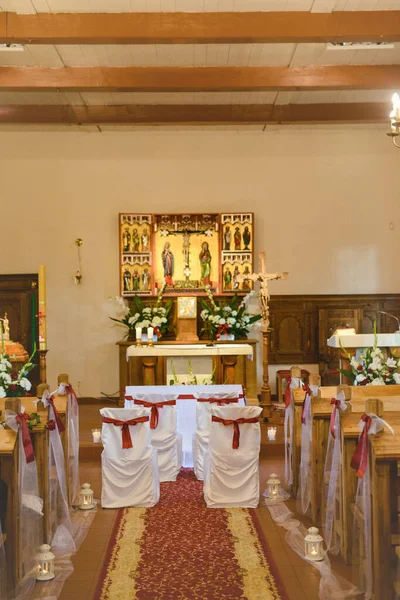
[135, 326, 142, 340]
[147, 326, 154, 341]
[92, 429, 101, 443]
[38, 265, 47, 350]
[311, 545, 318, 556]
[267, 427, 277, 441]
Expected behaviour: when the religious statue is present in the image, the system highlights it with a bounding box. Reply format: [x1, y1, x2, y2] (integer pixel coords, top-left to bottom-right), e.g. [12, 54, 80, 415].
[224, 267, 232, 290]
[162, 242, 174, 286]
[132, 228, 140, 252]
[199, 241, 212, 286]
[123, 268, 132, 292]
[233, 265, 240, 290]
[142, 268, 150, 291]
[122, 228, 131, 252]
[234, 226, 241, 251]
[224, 226, 231, 251]
[0, 313, 10, 341]
[141, 229, 149, 252]
[243, 225, 251, 250]
[132, 269, 140, 291]
[242, 265, 251, 290]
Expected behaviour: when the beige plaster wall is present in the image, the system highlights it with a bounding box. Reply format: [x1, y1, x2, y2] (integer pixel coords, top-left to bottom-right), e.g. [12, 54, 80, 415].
[0, 124, 398, 397]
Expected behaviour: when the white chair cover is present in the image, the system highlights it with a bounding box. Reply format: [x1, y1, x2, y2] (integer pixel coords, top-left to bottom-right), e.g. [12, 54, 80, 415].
[5, 409, 43, 599]
[203, 405, 262, 508]
[284, 376, 302, 486]
[57, 383, 80, 506]
[192, 391, 241, 481]
[100, 407, 159, 508]
[127, 393, 182, 482]
[42, 393, 76, 556]
[297, 384, 319, 515]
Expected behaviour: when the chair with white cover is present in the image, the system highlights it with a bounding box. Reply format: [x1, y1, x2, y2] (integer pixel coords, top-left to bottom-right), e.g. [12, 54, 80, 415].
[100, 407, 160, 508]
[124, 393, 182, 482]
[192, 392, 241, 481]
[203, 405, 262, 508]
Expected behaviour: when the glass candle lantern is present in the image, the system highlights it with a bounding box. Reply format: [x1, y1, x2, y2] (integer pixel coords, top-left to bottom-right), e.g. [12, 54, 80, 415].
[36, 544, 55, 581]
[91, 428, 101, 443]
[78, 482, 94, 510]
[267, 427, 277, 441]
[266, 473, 282, 500]
[304, 527, 324, 561]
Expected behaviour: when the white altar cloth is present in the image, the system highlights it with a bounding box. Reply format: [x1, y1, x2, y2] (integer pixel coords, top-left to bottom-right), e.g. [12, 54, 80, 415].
[125, 384, 246, 468]
[327, 333, 400, 348]
[126, 343, 253, 360]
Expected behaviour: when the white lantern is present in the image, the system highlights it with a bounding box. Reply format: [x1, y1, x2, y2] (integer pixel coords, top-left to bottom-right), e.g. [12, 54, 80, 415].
[266, 473, 282, 500]
[304, 526, 324, 561]
[36, 544, 55, 581]
[78, 482, 94, 510]
[267, 426, 277, 441]
[91, 428, 101, 443]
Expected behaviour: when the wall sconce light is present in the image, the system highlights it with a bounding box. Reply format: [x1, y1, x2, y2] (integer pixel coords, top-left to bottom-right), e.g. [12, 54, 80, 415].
[74, 238, 83, 284]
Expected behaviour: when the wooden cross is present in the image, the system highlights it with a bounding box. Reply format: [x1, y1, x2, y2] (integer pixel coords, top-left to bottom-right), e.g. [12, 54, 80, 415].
[237, 251, 288, 420]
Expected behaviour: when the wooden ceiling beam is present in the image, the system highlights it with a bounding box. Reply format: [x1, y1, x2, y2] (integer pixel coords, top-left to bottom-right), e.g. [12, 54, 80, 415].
[0, 65, 399, 91]
[2, 11, 400, 45]
[0, 103, 388, 124]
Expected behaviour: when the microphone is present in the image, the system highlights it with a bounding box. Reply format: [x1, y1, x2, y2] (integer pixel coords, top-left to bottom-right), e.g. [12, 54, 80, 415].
[373, 309, 400, 332]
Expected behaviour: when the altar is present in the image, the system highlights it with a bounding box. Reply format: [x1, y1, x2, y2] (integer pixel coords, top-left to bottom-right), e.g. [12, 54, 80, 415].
[117, 339, 258, 406]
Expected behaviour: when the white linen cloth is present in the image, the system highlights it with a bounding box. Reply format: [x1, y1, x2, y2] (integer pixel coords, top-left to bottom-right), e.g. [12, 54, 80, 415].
[203, 405, 262, 508]
[127, 392, 182, 482]
[297, 384, 319, 516]
[284, 376, 302, 486]
[192, 391, 242, 481]
[125, 384, 244, 467]
[100, 407, 160, 508]
[57, 383, 80, 506]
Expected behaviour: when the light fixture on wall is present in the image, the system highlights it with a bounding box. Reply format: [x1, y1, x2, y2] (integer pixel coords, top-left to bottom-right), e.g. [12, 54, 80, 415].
[388, 94, 400, 148]
[74, 238, 83, 284]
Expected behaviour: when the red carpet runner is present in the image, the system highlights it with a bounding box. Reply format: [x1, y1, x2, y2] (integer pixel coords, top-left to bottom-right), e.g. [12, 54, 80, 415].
[94, 469, 288, 600]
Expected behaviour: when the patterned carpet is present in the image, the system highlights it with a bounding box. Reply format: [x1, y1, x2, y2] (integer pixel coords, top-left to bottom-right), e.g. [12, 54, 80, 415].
[94, 469, 287, 600]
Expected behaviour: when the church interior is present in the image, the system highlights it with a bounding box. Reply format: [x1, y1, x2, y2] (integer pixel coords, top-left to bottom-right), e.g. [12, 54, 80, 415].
[1, 1, 400, 599]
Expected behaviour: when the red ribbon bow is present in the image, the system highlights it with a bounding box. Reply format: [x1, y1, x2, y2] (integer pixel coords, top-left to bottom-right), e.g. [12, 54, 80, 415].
[102, 415, 150, 448]
[47, 395, 66, 434]
[284, 376, 292, 408]
[301, 385, 311, 425]
[15, 412, 35, 463]
[211, 415, 259, 449]
[329, 398, 342, 439]
[47, 420, 56, 431]
[197, 397, 239, 407]
[65, 384, 78, 415]
[350, 413, 372, 478]
[131, 399, 176, 429]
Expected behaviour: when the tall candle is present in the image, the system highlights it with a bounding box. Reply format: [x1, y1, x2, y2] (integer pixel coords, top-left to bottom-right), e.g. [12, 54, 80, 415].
[147, 327, 154, 341]
[38, 265, 47, 350]
[135, 327, 142, 340]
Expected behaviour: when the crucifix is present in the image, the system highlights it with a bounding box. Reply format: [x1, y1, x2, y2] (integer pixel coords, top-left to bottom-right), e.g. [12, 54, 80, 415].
[238, 251, 288, 419]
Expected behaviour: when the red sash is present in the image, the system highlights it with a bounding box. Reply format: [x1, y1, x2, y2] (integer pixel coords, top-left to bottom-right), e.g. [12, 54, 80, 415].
[350, 414, 372, 478]
[301, 385, 311, 425]
[102, 415, 150, 448]
[131, 399, 176, 430]
[284, 376, 292, 408]
[211, 415, 259, 449]
[16, 412, 35, 463]
[329, 398, 342, 439]
[65, 384, 78, 414]
[197, 397, 239, 406]
[47, 395, 65, 434]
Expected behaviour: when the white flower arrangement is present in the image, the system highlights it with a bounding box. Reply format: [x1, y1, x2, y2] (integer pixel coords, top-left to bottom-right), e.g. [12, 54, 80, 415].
[199, 286, 261, 339]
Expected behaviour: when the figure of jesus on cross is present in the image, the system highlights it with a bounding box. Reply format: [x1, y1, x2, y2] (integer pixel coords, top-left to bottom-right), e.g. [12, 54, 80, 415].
[237, 251, 288, 419]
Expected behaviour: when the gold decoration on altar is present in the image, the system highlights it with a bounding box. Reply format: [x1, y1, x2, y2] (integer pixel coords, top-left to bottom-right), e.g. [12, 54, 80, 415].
[0, 313, 29, 364]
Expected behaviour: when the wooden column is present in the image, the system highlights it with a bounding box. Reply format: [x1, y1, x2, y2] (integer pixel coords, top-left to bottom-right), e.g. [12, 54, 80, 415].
[221, 355, 238, 385]
[142, 357, 158, 386]
[260, 330, 272, 418]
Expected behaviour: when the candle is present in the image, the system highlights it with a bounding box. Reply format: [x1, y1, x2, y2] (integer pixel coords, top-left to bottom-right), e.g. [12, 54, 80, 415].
[311, 545, 318, 556]
[135, 327, 142, 340]
[38, 265, 47, 350]
[92, 429, 101, 443]
[267, 427, 277, 441]
[147, 327, 154, 341]
[259, 251, 266, 274]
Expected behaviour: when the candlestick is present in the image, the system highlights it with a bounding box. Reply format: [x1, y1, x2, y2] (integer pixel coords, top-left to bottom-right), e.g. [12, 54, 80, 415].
[38, 265, 47, 350]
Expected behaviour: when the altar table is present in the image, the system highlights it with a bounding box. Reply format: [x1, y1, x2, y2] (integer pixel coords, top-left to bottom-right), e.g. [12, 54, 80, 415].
[125, 384, 246, 468]
[118, 339, 258, 406]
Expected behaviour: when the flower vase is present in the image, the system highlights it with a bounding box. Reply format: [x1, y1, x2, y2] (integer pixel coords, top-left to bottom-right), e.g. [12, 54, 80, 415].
[219, 333, 235, 341]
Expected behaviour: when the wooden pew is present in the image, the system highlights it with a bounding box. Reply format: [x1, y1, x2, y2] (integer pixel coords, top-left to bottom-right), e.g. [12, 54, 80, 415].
[310, 384, 351, 526]
[0, 398, 19, 597]
[292, 373, 321, 498]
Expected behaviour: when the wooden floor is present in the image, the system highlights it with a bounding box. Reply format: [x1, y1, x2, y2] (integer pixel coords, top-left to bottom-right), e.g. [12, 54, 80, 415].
[57, 402, 355, 600]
